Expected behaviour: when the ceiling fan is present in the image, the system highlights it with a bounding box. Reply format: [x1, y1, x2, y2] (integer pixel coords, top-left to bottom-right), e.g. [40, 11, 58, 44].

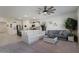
[37, 6, 56, 15]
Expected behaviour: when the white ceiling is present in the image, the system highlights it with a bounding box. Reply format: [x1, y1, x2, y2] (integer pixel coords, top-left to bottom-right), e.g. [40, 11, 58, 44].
[0, 6, 78, 17]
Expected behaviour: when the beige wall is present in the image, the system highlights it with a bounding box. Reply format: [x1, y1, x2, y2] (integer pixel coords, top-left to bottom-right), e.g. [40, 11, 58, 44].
[0, 17, 22, 35]
[0, 22, 7, 33]
[45, 12, 77, 30]
[0, 17, 7, 33]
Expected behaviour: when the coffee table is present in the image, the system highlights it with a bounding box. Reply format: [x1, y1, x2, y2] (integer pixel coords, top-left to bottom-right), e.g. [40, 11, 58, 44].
[43, 37, 58, 44]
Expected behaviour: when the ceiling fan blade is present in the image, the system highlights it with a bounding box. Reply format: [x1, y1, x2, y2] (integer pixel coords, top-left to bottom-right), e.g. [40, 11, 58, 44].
[44, 6, 47, 10]
[52, 9, 56, 11]
[48, 8, 56, 13]
[49, 9, 56, 11]
[48, 6, 54, 10]
[51, 12, 55, 13]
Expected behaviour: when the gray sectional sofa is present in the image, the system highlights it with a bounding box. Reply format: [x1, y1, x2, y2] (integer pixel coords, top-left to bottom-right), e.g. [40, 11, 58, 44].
[45, 30, 70, 40]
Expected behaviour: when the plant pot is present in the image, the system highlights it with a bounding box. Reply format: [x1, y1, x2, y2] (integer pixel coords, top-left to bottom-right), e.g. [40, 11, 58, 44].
[68, 36, 74, 42]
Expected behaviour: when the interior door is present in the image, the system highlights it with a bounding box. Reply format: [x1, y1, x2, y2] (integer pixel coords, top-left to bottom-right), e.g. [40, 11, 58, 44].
[0, 22, 7, 33]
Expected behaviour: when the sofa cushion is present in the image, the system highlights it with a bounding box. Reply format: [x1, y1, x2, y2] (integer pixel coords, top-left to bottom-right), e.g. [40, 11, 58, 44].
[48, 30, 59, 34]
[47, 30, 60, 38]
[59, 31, 64, 35]
[46, 30, 70, 40]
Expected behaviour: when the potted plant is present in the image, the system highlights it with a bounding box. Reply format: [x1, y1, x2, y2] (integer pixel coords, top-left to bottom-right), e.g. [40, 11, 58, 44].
[64, 18, 77, 41]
